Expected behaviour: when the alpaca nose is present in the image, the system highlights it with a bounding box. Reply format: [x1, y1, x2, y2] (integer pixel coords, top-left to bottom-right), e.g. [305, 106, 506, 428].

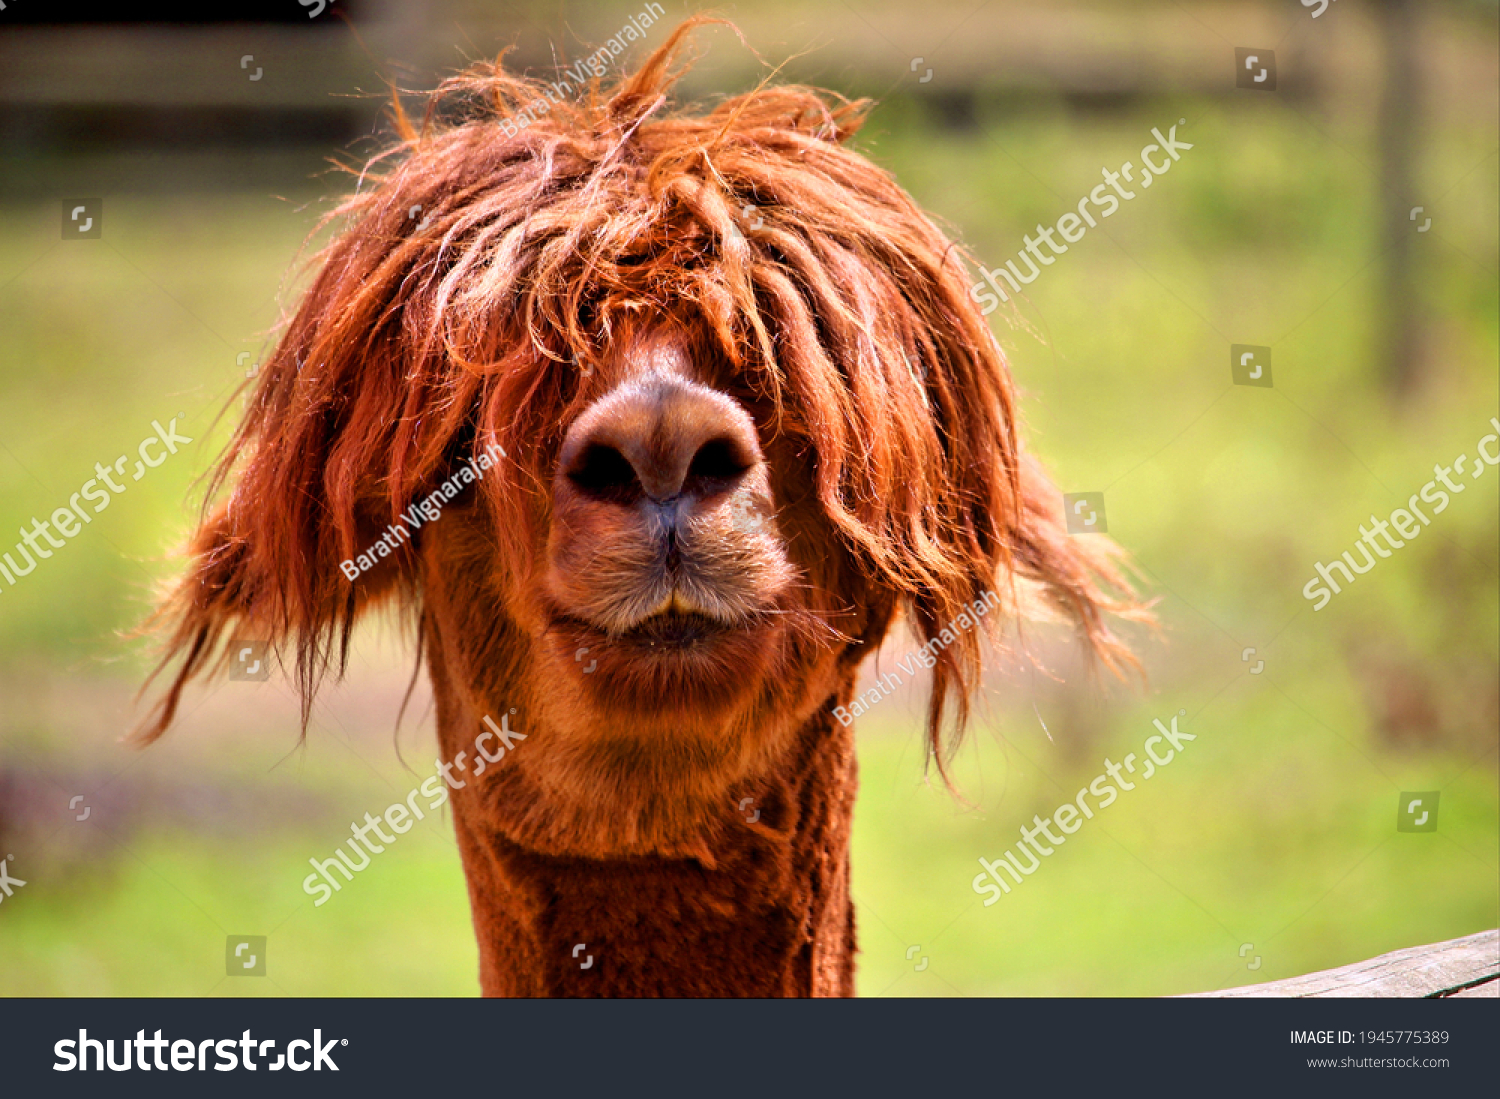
[558, 374, 762, 515]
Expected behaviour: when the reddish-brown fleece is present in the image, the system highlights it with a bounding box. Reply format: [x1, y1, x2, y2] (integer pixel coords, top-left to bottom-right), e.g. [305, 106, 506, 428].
[134, 18, 1144, 996]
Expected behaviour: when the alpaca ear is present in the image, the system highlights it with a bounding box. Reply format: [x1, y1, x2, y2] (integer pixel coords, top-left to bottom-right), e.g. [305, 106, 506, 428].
[134, 200, 443, 744]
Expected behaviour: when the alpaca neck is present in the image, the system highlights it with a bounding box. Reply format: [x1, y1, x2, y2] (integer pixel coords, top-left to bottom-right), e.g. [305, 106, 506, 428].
[439, 699, 859, 997]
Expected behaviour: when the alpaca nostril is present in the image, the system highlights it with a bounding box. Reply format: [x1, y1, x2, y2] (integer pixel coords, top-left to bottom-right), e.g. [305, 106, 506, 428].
[568, 443, 641, 503]
[684, 437, 751, 493]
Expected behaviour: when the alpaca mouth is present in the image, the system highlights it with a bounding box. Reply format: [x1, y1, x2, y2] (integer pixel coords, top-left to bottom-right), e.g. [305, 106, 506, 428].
[548, 601, 770, 679]
[619, 609, 732, 649]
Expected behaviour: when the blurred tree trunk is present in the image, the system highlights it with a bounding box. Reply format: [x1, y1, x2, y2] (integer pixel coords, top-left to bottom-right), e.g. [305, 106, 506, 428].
[1376, 0, 1422, 397]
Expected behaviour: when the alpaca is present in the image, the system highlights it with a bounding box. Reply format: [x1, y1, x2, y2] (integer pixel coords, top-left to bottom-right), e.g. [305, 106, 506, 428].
[136, 18, 1143, 996]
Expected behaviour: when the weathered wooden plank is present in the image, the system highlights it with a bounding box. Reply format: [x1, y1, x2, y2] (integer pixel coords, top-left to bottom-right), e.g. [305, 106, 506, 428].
[1184, 929, 1499, 998]
[1441, 978, 1498, 998]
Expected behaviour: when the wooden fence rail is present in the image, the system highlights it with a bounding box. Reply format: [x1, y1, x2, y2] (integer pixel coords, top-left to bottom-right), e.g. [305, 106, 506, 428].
[1184, 929, 1499, 998]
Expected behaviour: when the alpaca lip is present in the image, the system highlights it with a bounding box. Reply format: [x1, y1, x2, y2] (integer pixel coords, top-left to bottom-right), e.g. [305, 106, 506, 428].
[548, 603, 767, 672]
[620, 610, 732, 648]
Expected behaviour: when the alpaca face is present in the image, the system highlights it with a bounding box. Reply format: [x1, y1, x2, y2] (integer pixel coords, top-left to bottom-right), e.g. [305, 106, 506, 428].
[409, 327, 870, 848]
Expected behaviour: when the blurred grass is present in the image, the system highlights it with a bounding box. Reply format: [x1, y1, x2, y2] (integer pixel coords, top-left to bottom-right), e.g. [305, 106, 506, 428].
[1, 72, 1496, 995]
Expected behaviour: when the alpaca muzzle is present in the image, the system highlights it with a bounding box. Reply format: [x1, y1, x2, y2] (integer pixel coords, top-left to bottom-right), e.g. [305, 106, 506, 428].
[548, 360, 793, 638]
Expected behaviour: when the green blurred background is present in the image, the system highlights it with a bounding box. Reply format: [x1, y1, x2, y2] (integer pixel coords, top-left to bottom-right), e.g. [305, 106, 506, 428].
[0, 0, 1495, 996]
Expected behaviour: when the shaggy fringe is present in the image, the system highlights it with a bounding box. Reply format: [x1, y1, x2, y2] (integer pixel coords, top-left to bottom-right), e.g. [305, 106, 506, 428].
[133, 16, 1148, 786]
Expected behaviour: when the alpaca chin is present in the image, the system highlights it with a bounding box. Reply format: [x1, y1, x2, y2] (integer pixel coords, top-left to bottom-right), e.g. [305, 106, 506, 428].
[473, 612, 844, 860]
[437, 629, 852, 862]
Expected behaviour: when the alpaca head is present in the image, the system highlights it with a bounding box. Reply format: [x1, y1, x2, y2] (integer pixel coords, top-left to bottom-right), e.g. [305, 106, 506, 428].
[136, 18, 1141, 859]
